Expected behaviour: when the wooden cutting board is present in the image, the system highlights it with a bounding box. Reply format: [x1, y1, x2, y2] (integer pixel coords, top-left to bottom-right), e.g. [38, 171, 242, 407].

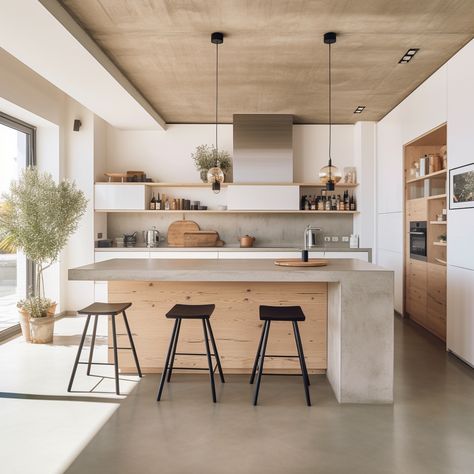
[274, 259, 328, 267]
[183, 231, 225, 247]
[167, 220, 200, 246]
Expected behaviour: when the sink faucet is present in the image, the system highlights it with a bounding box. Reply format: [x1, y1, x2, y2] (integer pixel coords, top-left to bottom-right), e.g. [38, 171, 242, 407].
[304, 225, 321, 249]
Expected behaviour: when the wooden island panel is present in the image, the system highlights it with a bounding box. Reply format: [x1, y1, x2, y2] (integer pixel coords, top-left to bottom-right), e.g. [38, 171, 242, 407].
[108, 281, 328, 374]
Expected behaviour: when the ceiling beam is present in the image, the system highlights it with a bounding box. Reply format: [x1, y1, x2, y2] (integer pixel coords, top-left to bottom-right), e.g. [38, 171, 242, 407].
[0, 0, 166, 130]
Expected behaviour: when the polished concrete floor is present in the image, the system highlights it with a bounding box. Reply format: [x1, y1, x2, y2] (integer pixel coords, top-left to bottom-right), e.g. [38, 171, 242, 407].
[65, 316, 474, 474]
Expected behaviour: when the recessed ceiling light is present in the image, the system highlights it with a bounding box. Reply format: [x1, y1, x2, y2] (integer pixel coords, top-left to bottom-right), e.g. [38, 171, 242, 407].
[354, 106, 366, 114]
[398, 48, 419, 64]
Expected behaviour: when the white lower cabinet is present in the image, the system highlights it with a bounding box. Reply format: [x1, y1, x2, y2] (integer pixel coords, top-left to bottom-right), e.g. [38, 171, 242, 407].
[324, 251, 369, 262]
[149, 251, 219, 259]
[218, 251, 300, 259]
[95, 251, 150, 262]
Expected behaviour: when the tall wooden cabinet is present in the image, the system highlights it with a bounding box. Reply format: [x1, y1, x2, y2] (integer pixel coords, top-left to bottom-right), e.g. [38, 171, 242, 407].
[404, 124, 447, 341]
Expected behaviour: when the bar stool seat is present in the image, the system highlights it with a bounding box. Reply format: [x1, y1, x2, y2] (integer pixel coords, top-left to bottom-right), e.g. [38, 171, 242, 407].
[68, 302, 142, 395]
[166, 304, 215, 319]
[157, 303, 224, 403]
[78, 302, 132, 315]
[259, 305, 305, 321]
[250, 305, 311, 406]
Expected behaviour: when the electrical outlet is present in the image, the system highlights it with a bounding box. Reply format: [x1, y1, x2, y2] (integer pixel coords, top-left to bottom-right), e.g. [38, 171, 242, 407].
[332, 236, 339, 242]
[342, 236, 349, 242]
[324, 236, 331, 242]
[97, 232, 103, 239]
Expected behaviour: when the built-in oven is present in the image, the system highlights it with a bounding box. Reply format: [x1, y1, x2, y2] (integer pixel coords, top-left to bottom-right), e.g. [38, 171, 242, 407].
[409, 221, 427, 261]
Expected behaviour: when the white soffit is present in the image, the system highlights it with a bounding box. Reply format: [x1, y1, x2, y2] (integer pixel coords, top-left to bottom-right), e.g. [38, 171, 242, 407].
[0, 0, 166, 130]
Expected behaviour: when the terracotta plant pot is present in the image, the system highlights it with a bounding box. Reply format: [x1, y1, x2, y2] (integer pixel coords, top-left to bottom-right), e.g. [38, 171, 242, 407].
[18, 309, 32, 342]
[27, 303, 57, 344]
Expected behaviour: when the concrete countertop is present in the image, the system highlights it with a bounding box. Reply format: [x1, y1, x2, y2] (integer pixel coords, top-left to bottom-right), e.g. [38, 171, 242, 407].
[69, 257, 389, 282]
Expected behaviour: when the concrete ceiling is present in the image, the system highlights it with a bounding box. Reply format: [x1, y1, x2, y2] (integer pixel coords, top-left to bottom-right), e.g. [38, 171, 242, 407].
[59, 0, 474, 124]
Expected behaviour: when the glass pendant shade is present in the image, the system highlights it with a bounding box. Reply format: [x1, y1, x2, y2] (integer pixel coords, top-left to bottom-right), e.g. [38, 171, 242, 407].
[319, 164, 342, 190]
[207, 166, 225, 194]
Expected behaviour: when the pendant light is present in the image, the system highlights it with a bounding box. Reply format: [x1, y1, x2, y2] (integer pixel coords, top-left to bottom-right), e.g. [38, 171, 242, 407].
[207, 32, 225, 194]
[319, 32, 341, 191]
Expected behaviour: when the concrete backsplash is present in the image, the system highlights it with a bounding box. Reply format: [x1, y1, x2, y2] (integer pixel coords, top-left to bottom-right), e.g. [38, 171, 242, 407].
[107, 213, 353, 247]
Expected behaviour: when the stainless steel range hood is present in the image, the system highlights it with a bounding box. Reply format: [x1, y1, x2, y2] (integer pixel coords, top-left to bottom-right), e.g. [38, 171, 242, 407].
[232, 114, 293, 183]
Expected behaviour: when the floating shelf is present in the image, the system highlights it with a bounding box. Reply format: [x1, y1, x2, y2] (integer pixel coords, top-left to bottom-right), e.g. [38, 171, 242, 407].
[406, 169, 447, 184]
[95, 209, 359, 215]
[429, 221, 447, 225]
[433, 241, 447, 246]
[96, 181, 359, 188]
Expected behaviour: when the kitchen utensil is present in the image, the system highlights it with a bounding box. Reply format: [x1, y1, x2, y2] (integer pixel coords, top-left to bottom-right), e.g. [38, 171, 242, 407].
[126, 170, 146, 182]
[239, 235, 256, 248]
[274, 259, 328, 267]
[123, 232, 137, 247]
[301, 250, 309, 262]
[104, 172, 127, 182]
[143, 226, 160, 248]
[183, 231, 224, 247]
[167, 220, 200, 246]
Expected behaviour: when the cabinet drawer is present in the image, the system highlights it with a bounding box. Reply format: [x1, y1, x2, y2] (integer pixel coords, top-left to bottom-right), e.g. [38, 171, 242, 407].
[149, 252, 219, 259]
[406, 297, 427, 326]
[427, 263, 446, 304]
[95, 251, 149, 262]
[95, 184, 149, 210]
[218, 251, 299, 259]
[406, 260, 427, 289]
[406, 198, 427, 221]
[324, 252, 368, 262]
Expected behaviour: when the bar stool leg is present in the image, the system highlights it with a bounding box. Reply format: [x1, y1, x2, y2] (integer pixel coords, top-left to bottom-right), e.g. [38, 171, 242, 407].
[157, 319, 179, 401]
[67, 314, 91, 392]
[167, 318, 182, 382]
[250, 322, 267, 384]
[205, 318, 225, 383]
[293, 321, 311, 406]
[111, 315, 120, 395]
[87, 315, 98, 375]
[202, 318, 217, 403]
[122, 311, 142, 377]
[253, 320, 271, 406]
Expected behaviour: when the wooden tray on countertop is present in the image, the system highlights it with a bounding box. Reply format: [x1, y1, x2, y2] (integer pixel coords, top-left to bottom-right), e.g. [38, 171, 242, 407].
[183, 231, 225, 247]
[274, 259, 328, 267]
[167, 220, 200, 246]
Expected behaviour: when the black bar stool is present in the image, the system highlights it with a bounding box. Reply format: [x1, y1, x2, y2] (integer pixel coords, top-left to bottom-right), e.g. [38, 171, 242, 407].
[250, 305, 311, 406]
[157, 304, 225, 403]
[67, 302, 142, 395]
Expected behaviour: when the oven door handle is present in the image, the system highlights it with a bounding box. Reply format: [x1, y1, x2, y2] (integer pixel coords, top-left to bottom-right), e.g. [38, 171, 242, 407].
[409, 231, 425, 235]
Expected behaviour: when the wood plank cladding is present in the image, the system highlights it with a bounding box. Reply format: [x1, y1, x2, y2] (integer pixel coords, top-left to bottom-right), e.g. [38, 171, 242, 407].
[108, 281, 327, 374]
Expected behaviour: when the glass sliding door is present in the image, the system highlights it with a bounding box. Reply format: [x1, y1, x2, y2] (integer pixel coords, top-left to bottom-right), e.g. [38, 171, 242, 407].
[0, 112, 35, 335]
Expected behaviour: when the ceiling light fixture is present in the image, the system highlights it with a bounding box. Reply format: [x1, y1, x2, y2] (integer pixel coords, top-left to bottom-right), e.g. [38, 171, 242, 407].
[354, 106, 366, 114]
[319, 32, 342, 191]
[398, 48, 419, 64]
[207, 31, 225, 194]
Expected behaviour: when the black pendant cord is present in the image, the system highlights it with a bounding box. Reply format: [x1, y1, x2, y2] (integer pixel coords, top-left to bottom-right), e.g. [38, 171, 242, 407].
[215, 41, 219, 167]
[328, 40, 332, 181]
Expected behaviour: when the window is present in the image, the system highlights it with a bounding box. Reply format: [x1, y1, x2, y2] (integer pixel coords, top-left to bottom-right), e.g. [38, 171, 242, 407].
[0, 112, 36, 336]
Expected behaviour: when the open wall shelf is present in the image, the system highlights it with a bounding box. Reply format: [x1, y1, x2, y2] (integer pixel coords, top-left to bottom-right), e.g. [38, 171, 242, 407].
[95, 209, 359, 215]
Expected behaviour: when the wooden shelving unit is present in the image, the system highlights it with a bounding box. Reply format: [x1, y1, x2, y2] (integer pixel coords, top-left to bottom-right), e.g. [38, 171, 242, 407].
[406, 169, 446, 184]
[403, 123, 447, 341]
[97, 181, 359, 188]
[95, 209, 359, 215]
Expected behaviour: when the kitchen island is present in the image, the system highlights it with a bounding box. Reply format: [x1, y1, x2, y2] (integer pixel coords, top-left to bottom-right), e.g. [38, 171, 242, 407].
[69, 258, 394, 403]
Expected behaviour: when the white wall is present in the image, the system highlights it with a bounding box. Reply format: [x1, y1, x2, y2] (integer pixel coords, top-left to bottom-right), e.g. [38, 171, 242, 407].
[446, 40, 474, 365]
[0, 47, 101, 313]
[375, 65, 448, 312]
[106, 123, 355, 184]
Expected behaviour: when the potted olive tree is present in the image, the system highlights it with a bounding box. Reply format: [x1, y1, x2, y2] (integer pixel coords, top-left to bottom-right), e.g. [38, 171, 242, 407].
[191, 144, 232, 182]
[0, 167, 87, 343]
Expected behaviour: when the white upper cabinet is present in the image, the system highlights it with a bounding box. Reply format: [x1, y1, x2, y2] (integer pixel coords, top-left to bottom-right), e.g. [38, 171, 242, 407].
[95, 184, 150, 210]
[227, 185, 299, 210]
